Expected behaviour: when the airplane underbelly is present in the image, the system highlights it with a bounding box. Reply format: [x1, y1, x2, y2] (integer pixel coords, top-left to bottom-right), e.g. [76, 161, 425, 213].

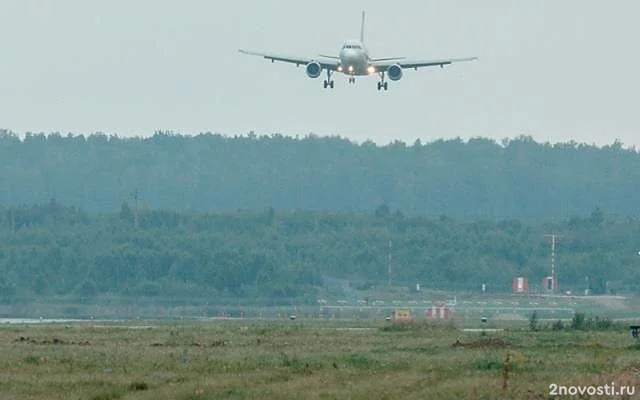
[353, 64, 368, 75]
[339, 56, 368, 75]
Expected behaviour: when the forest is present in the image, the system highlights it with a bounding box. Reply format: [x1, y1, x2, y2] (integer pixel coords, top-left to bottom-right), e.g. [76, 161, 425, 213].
[0, 201, 638, 303]
[1, 130, 639, 303]
[1, 130, 639, 220]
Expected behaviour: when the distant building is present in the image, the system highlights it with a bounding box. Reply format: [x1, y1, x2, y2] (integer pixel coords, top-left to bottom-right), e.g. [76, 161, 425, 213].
[391, 308, 412, 323]
[512, 277, 528, 293]
[541, 276, 557, 292]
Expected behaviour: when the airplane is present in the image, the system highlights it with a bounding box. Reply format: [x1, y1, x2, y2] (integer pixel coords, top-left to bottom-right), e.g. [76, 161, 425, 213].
[239, 11, 478, 91]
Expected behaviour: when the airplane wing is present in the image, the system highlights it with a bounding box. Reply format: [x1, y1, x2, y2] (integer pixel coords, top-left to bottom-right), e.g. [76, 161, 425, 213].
[372, 56, 478, 71]
[238, 49, 340, 70]
[370, 57, 406, 62]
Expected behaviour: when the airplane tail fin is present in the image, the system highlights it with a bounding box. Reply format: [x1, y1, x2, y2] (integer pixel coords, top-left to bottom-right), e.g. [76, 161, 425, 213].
[360, 11, 365, 43]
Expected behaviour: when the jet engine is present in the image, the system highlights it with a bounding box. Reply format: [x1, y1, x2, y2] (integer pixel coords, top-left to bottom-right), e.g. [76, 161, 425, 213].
[387, 64, 403, 81]
[306, 61, 322, 79]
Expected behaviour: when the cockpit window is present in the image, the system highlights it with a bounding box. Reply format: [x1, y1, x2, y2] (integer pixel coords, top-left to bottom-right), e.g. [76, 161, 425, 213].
[343, 44, 361, 49]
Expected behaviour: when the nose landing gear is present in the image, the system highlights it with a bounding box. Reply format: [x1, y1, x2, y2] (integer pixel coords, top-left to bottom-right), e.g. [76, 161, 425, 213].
[348, 76, 356, 84]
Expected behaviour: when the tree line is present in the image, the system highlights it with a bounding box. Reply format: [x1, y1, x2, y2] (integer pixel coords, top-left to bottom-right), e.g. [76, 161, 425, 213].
[0, 202, 637, 303]
[1, 130, 639, 220]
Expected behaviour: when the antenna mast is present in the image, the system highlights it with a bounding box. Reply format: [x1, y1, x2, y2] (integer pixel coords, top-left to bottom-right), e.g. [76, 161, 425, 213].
[543, 234, 562, 292]
[388, 239, 392, 286]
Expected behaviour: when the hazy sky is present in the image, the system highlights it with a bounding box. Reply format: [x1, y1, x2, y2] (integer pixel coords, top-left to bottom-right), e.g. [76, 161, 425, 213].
[1, 1, 639, 146]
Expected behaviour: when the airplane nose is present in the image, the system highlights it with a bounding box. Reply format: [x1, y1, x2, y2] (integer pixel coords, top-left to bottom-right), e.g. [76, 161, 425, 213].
[343, 50, 358, 62]
[340, 50, 359, 71]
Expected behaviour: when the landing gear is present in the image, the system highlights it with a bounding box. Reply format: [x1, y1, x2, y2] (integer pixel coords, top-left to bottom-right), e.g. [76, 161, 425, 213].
[348, 76, 356, 84]
[323, 69, 334, 89]
[377, 72, 388, 91]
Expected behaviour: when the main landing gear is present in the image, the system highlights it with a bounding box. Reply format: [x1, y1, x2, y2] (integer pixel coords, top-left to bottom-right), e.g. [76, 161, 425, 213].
[377, 71, 388, 91]
[323, 69, 334, 89]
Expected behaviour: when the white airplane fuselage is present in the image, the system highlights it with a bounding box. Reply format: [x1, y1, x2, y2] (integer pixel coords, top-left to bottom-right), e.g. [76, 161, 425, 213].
[337, 40, 373, 76]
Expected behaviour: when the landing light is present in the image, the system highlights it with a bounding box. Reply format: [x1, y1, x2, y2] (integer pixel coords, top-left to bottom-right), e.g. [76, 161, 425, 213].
[367, 66, 376, 74]
[337, 66, 343, 72]
[348, 65, 354, 72]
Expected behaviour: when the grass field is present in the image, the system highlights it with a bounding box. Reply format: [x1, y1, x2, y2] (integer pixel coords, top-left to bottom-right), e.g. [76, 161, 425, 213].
[0, 319, 639, 399]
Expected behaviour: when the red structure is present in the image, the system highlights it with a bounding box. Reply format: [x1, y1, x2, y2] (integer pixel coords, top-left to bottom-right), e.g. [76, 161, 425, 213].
[512, 277, 528, 293]
[424, 306, 451, 319]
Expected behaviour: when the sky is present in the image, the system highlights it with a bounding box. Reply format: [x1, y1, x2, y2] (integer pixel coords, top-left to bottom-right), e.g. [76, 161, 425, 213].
[1, 0, 639, 147]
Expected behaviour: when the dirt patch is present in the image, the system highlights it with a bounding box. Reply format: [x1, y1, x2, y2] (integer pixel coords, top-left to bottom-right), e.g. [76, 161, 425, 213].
[579, 362, 640, 393]
[14, 336, 90, 345]
[150, 339, 226, 348]
[618, 362, 640, 376]
[452, 338, 510, 348]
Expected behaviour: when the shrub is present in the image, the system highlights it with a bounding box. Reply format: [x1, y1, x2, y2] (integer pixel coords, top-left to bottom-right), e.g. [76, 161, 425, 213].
[552, 320, 565, 331]
[529, 310, 538, 331]
[571, 312, 586, 330]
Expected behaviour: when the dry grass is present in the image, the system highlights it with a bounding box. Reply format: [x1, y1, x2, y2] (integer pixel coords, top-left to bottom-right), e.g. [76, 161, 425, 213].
[0, 320, 637, 399]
